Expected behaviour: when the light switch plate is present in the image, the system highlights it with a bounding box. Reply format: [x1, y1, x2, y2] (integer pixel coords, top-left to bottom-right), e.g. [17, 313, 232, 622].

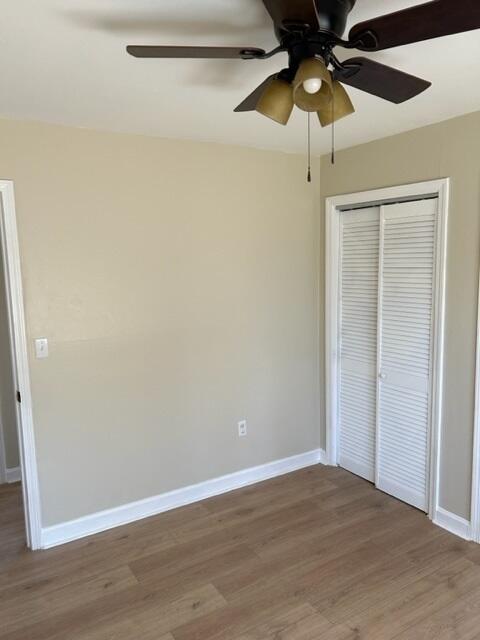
[238, 420, 247, 437]
[35, 338, 49, 359]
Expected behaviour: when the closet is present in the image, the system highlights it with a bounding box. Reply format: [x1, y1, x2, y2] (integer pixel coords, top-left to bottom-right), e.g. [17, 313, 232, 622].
[338, 198, 437, 512]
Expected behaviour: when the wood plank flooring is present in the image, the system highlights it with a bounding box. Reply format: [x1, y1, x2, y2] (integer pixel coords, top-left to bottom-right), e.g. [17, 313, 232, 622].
[2, 464, 480, 639]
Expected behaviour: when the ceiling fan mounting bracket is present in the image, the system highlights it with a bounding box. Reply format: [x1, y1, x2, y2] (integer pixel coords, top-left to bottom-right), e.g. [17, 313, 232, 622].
[241, 30, 338, 71]
[330, 56, 361, 79]
[240, 46, 285, 60]
[336, 29, 379, 51]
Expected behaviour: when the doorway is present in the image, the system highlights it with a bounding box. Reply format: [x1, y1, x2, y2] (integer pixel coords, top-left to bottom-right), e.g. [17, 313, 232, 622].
[325, 180, 449, 521]
[0, 228, 21, 486]
[0, 181, 41, 549]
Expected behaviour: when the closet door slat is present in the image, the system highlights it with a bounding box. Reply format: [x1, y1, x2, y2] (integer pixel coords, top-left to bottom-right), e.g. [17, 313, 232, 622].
[376, 199, 437, 512]
[338, 207, 379, 482]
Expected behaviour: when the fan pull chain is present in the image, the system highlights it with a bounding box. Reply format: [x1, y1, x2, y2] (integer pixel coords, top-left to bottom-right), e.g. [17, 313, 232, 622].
[307, 112, 312, 183]
[331, 90, 336, 165]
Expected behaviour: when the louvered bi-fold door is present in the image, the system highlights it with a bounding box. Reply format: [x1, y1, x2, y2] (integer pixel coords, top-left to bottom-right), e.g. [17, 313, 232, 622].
[338, 207, 380, 482]
[376, 199, 437, 511]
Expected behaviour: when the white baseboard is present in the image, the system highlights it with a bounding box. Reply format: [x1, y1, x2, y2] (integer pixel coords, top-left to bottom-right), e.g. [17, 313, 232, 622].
[433, 506, 472, 541]
[6, 466, 21, 483]
[473, 525, 480, 545]
[41, 448, 326, 549]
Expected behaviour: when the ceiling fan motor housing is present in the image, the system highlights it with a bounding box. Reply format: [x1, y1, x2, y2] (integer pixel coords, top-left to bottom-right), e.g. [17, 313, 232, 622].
[310, 0, 356, 37]
[274, 0, 356, 41]
[276, 0, 357, 70]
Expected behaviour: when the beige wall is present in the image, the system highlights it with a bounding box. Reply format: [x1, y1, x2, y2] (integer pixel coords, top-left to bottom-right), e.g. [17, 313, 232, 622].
[0, 118, 321, 526]
[320, 111, 480, 520]
[0, 235, 19, 472]
[3, 111, 476, 529]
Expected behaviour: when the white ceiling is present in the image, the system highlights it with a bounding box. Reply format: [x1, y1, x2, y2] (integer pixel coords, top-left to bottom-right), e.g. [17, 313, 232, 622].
[2, 0, 479, 154]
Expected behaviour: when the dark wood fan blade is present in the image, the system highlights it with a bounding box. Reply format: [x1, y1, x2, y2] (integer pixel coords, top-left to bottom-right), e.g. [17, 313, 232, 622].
[234, 75, 277, 112]
[335, 58, 431, 104]
[349, 0, 480, 51]
[126, 46, 265, 59]
[261, 0, 319, 30]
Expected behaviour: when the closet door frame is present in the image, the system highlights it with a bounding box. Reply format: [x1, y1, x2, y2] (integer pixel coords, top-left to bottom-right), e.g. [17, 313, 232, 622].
[471, 267, 480, 542]
[325, 179, 449, 522]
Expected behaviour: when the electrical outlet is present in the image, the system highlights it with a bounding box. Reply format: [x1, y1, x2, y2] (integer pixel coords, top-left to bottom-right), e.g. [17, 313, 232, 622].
[238, 420, 247, 437]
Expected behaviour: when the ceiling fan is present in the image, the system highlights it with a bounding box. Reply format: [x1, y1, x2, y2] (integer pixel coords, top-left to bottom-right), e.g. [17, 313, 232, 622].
[126, 0, 480, 128]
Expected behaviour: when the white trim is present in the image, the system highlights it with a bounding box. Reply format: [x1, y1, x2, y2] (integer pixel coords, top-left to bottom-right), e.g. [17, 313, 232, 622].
[5, 466, 21, 483]
[429, 180, 449, 523]
[433, 506, 472, 541]
[471, 266, 480, 543]
[41, 448, 326, 549]
[325, 193, 341, 466]
[0, 181, 42, 549]
[0, 415, 7, 484]
[325, 179, 449, 523]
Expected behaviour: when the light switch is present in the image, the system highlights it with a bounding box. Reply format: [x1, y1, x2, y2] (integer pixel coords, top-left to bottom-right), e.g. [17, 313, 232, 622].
[35, 338, 49, 359]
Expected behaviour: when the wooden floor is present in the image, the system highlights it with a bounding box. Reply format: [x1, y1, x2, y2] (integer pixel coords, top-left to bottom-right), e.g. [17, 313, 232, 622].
[2, 466, 480, 639]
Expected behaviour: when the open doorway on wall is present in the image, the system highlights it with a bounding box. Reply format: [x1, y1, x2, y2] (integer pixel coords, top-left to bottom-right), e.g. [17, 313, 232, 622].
[0, 181, 41, 550]
[0, 189, 25, 552]
[0, 243, 24, 555]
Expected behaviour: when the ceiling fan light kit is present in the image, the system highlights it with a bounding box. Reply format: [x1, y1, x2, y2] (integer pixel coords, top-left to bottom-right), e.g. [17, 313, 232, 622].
[318, 81, 355, 127]
[292, 57, 332, 113]
[127, 0, 480, 169]
[256, 76, 295, 125]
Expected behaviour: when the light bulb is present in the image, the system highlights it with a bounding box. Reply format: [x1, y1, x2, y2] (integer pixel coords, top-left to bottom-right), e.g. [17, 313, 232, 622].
[303, 78, 322, 94]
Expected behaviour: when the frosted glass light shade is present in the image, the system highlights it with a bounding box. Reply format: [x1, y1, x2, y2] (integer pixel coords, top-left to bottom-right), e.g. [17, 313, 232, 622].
[256, 78, 294, 125]
[293, 58, 333, 112]
[317, 81, 355, 127]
